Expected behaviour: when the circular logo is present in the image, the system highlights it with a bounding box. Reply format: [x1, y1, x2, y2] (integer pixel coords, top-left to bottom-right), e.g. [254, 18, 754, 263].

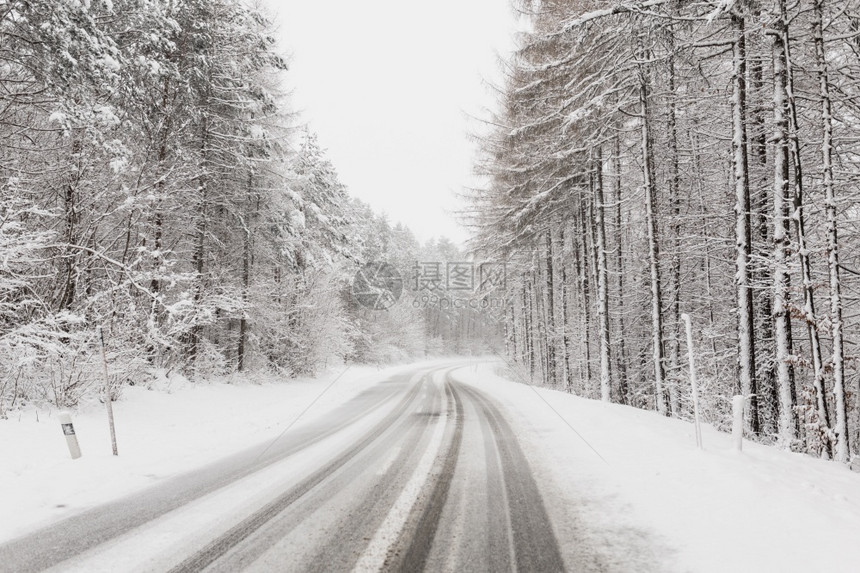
[352, 262, 403, 310]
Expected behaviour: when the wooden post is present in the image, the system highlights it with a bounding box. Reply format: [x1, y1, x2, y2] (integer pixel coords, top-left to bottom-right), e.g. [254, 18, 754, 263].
[732, 395, 745, 452]
[97, 326, 118, 456]
[682, 314, 703, 450]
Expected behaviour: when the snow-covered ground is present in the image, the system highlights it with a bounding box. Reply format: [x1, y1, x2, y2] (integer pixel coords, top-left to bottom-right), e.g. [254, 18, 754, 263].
[452, 360, 860, 573]
[0, 361, 443, 543]
[4, 358, 859, 572]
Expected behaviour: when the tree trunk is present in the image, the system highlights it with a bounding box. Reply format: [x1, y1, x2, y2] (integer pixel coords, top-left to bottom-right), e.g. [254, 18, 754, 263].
[612, 126, 630, 404]
[560, 227, 576, 393]
[578, 197, 594, 396]
[544, 231, 557, 386]
[732, 10, 759, 435]
[667, 45, 682, 417]
[525, 274, 536, 377]
[571, 209, 589, 395]
[784, 18, 832, 455]
[150, 77, 172, 299]
[57, 137, 82, 312]
[750, 23, 779, 435]
[237, 173, 255, 372]
[189, 116, 210, 362]
[771, 5, 798, 448]
[814, 0, 849, 462]
[689, 126, 719, 356]
[593, 147, 612, 402]
[639, 54, 667, 416]
[535, 248, 549, 384]
[550, 226, 567, 387]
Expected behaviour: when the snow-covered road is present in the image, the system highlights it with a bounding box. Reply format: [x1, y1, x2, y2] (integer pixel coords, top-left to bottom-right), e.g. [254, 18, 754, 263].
[0, 363, 582, 572]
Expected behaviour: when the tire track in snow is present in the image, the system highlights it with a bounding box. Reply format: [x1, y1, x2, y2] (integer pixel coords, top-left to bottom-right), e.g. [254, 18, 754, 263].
[166, 378, 427, 573]
[454, 382, 566, 572]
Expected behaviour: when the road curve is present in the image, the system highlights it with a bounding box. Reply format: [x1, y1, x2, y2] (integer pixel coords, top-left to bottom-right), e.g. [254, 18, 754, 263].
[0, 364, 566, 572]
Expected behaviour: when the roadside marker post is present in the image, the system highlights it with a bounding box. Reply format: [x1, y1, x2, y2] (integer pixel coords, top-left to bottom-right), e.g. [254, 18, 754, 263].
[681, 313, 703, 450]
[58, 412, 82, 459]
[731, 395, 744, 452]
[97, 326, 118, 456]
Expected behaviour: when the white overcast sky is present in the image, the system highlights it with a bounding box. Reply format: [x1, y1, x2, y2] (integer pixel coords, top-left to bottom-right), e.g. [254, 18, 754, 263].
[263, 0, 519, 245]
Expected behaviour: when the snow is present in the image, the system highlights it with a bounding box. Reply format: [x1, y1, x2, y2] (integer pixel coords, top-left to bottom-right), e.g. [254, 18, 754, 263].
[452, 360, 860, 573]
[97, 55, 121, 73]
[47, 111, 67, 125]
[0, 362, 431, 543]
[5, 358, 859, 572]
[93, 104, 119, 127]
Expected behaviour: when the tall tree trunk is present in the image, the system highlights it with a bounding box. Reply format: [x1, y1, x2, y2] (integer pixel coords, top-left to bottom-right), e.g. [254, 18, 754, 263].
[689, 126, 718, 356]
[150, 76, 172, 299]
[750, 23, 779, 435]
[666, 45, 682, 417]
[146, 131, 169, 365]
[732, 9, 760, 435]
[521, 278, 529, 374]
[578, 197, 594, 396]
[814, 0, 849, 462]
[535, 248, 549, 384]
[189, 116, 210, 362]
[612, 126, 630, 404]
[525, 274, 536, 377]
[505, 298, 516, 361]
[544, 231, 557, 386]
[57, 137, 82, 312]
[550, 226, 567, 387]
[560, 227, 576, 392]
[237, 173, 255, 372]
[784, 19, 832, 455]
[771, 5, 798, 447]
[639, 57, 667, 416]
[593, 147, 612, 402]
[571, 210, 588, 394]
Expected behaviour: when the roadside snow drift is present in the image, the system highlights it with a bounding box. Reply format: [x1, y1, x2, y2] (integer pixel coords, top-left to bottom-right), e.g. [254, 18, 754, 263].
[452, 360, 860, 573]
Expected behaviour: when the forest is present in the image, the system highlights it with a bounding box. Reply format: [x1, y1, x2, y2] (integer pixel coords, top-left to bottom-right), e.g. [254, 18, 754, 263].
[4, 0, 860, 468]
[468, 0, 860, 463]
[0, 0, 494, 419]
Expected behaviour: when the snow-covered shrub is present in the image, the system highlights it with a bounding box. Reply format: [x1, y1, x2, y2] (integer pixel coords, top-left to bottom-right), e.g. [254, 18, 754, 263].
[251, 267, 354, 376]
[189, 339, 232, 380]
[348, 302, 424, 364]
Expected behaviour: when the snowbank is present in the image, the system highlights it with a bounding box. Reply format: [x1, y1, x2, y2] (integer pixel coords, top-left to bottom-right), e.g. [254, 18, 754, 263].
[452, 360, 860, 573]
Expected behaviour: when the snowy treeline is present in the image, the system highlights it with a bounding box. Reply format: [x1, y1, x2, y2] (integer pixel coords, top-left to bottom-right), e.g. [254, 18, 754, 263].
[0, 0, 483, 417]
[468, 0, 860, 463]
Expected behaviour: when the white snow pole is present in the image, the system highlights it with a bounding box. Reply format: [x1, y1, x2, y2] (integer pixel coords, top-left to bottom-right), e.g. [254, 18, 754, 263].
[58, 412, 82, 459]
[681, 313, 703, 450]
[732, 395, 745, 452]
[97, 326, 118, 456]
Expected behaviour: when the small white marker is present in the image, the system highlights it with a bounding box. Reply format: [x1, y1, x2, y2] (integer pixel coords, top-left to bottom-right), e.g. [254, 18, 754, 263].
[58, 412, 82, 459]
